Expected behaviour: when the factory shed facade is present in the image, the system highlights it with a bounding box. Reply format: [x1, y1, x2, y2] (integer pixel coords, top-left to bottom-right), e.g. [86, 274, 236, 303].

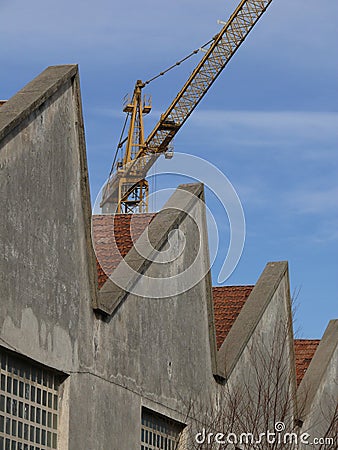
[0, 66, 337, 449]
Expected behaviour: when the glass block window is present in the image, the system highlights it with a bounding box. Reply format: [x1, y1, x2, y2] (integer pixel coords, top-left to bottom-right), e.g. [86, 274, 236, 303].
[0, 348, 61, 450]
[141, 408, 184, 450]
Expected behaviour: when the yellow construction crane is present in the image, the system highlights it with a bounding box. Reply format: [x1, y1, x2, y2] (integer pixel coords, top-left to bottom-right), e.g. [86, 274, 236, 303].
[101, 0, 273, 214]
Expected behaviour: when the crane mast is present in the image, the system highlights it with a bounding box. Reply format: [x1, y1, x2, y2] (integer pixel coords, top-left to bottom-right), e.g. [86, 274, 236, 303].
[101, 0, 272, 213]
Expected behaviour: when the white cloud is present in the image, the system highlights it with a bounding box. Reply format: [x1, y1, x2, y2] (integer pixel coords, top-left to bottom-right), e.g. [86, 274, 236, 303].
[314, 222, 338, 244]
[285, 186, 338, 215]
[91, 108, 338, 144]
[0, 0, 233, 59]
[189, 109, 338, 139]
[183, 109, 338, 163]
[2, 0, 337, 73]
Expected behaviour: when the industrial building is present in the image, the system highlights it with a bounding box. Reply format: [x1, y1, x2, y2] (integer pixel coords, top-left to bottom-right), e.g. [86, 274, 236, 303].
[0, 65, 337, 449]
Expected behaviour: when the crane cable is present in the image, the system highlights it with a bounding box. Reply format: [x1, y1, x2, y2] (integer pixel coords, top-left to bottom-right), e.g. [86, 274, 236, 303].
[144, 38, 214, 86]
[108, 111, 130, 178]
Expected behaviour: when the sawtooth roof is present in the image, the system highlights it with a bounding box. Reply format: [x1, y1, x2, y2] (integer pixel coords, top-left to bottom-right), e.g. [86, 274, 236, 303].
[92, 214, 321, 384]
[92, 214, 254, 346]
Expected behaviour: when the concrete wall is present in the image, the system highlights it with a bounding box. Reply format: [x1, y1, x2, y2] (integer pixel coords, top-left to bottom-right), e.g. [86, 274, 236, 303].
[228, 263, 296, 412]
[298, 320, 338, 447]
[0, 65, 98, 449]
[0, 65, 96, 373]
[188, 262, 298, 444]
[0, 67, 221, 449]
[89, 184, 219, 449]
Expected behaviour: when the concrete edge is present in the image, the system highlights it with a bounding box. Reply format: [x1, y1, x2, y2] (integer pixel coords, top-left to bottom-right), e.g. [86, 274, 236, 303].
[0, 65, 78, 144]
[197, 186, 219, 377]
[217, 261, 289, 379]
[71, 73, 100, 310]
[285, 266, 299, 418]
[95, 182, 204, 316]
[297, 319, 338, 419]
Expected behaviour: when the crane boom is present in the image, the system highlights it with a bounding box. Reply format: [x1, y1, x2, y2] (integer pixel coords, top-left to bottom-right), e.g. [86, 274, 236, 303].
[101, 0, 272, 213]
[144, 0, 272, 155]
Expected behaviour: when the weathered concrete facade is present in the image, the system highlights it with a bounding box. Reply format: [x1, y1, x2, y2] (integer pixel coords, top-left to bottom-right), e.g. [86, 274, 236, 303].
[0, 65, 220, 448]
[0, 65, 96, 368]
[0, 66, 336, 449]
[0, 65, 99, 448]
[298, 320, 338, 446]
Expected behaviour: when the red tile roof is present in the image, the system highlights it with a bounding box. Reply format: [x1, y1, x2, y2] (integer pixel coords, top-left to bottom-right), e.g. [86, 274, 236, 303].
[92, 214, 155, 289]
[213, 286, 254, 350]
[294, 339, 320, 386]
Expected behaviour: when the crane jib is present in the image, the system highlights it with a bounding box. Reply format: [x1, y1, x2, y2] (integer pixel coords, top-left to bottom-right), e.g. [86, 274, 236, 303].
[144, 0, 272, 155]
[101, 0, 273, 213]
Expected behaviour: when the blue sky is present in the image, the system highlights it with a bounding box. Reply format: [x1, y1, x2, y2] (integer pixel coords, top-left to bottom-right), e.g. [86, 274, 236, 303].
[1, 0, 337, 338]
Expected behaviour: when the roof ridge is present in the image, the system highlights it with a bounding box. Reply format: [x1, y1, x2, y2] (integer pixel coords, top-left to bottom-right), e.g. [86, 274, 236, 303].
[212, 285, 254, 289]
